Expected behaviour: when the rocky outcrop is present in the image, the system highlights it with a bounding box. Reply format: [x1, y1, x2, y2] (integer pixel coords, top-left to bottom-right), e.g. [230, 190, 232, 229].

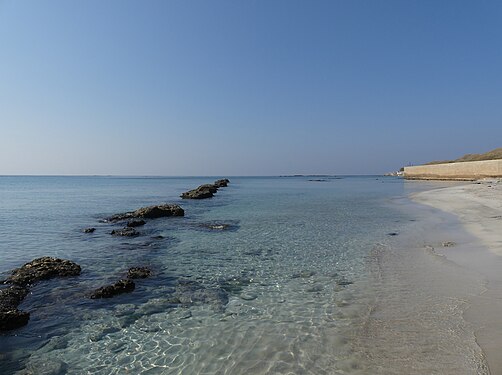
[111, 228, 140, 237]
[6, 257, 81, 287]
[181, 179, 230, 199]
[1, 257, 81, 331]
[181, 184, 217, 199]
[90, 279, 135, 299]
[0, 286, 30, 331]
[214, 179, 230, 187]
[106, 204, 184, 222]
[127, 267, 152, 279]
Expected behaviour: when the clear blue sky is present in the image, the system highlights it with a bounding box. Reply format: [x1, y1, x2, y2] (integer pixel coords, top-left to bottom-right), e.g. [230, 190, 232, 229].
[1, 0, 501, 175]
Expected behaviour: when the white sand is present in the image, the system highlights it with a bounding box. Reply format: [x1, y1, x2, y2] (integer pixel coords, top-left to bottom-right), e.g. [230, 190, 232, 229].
[413, 179, 502, 256]
[412, 179, 502, 374]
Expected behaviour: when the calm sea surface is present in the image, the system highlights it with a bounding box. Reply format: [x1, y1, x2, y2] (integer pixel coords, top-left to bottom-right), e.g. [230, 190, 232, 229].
[0, 176, 488, 374]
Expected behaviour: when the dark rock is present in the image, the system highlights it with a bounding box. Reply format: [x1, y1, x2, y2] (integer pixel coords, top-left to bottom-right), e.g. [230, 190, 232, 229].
[126, 220, 146, 228]
[214, 179, 230, 187]
[7, 257, 81, 287]
[134, 204, 184, 219]
[83, 228, 96, 233]
[111, 228, 140, 237]
[181, 184, 218, 199]
[0, 286, 31, 331]
[0, 285, 29, 308]
[387, 232, 399, 236]
[0, 310, 30, 331]
[127, 267, 152, 279]
[172, 280, 228, 311]
[106, 204, 184, 222]
[90, 279, 135, 299]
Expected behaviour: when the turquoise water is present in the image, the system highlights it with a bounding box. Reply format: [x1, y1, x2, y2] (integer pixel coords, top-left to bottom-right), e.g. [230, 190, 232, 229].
[0, 176, 488, 374]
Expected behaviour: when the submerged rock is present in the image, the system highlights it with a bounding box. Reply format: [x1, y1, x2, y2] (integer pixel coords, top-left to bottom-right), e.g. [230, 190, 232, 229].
[127, 267, 152, 279]
[106, 204, 184, 222]
[90, 279, 135, 299]
[0, 285, 30, 331]
[171, 280, 229, 311]
[111, 228, 140, 237]
[127, 220, 146, 228]
[0, 309, 30, 331]
[7, 257, 81, 287]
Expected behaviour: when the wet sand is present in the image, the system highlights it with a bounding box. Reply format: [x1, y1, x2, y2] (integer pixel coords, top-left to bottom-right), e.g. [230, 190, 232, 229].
[412, 179, 502, 375]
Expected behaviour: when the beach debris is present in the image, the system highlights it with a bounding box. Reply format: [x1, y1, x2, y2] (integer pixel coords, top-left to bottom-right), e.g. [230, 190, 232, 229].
[181, 179, 230, 199]
[6, 257, 81, 287]
[126, 219, 146, 228]
[83, 227, 96, 233]
[0, 285, 30, 331]
[110, 227, 140, 237]
[90, 279, 135, 299]
[105, 204, 184, 222]
[127, 267, 152, 279]
[442, 241, 456, 247]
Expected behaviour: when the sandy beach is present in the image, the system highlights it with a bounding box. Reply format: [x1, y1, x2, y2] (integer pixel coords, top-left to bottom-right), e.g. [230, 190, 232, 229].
[413, 179, 502, 374]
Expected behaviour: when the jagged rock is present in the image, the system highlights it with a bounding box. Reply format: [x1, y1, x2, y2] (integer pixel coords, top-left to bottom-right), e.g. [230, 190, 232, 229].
[127, 220, 146, 228]
[181, 184, 217, 199]
[111, 228, 140, 237]
[106, 204, 184, 222]
[83, 228, 96, 233]
[214, 179, 230, 187]
[90, 279, 135, 299]
[181, 179, 229, 199]
[0, 286, 30, 331]
[7, 257, 81, 287]
[127, 267, 152, 279]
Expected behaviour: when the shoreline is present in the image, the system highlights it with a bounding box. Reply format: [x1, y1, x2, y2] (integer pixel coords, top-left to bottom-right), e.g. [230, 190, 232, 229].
[412, 179, 502, 374]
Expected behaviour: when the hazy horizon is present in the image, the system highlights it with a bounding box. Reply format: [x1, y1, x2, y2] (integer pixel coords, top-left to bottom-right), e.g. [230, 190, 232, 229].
[1, 0, 501, 176]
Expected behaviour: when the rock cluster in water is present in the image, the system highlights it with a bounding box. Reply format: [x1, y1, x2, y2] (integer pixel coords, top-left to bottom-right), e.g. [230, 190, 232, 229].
[0, 257, 81, 331]
[1, 179, 232, 331]
[181, 179, 230, 199]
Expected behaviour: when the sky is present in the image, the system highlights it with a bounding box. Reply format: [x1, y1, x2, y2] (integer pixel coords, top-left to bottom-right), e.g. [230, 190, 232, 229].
[0, 0, 501, 176]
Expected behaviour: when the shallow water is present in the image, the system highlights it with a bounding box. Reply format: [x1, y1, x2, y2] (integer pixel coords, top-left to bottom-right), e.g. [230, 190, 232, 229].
[0, 176, 489, 374]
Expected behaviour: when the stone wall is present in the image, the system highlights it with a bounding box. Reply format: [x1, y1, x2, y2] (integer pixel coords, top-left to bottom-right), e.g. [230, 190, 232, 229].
[404, 159, 502, 180]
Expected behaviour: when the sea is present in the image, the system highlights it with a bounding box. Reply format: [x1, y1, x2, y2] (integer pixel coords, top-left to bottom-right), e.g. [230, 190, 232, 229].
[0, 176, 490, 374]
